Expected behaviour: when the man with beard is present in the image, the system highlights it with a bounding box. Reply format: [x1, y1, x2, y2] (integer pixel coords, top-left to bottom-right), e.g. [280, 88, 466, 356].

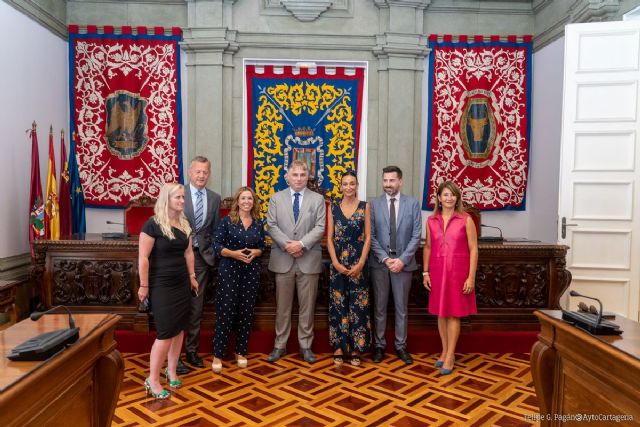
[369, 166, 422, 365]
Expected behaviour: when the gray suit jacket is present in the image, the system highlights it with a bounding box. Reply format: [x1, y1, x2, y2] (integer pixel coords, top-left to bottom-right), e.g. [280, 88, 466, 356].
[369, 193, 422, 271]
[184, 185, 221, 266]
[267, 188, 326, 274]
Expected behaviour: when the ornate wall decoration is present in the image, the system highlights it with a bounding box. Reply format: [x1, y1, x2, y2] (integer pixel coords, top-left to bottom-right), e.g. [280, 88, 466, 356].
[262, 0, 351, 21]
[69, 25, 183, 207]
[423, 35, 533, 210]
[245, 64, 366, 218]
[52, 259, 134, 305]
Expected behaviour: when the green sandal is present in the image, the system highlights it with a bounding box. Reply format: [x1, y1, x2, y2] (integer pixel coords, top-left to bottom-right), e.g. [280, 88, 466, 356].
[144, 378, 170, 399]
[163, 368, 183, 388]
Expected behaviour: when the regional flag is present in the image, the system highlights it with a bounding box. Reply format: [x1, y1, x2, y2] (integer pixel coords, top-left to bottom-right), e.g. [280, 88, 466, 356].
[45, 126, 60, 240]
[69, 132, 86, 234]
[59, 130, 72, 237]
[28, 122, 45, 254]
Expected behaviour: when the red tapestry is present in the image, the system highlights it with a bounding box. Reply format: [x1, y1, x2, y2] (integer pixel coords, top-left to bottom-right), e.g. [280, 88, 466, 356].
[69, 25, 183, 207]
[423, 35, 533, 210]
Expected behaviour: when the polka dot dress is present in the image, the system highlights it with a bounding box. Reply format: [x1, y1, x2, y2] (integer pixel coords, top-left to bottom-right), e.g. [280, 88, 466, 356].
[212, 216, 266, 358]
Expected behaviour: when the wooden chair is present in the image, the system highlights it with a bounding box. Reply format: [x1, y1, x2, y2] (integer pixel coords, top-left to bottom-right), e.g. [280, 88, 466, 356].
[124, 195, 156, 236]
[463, 202, 481, 236]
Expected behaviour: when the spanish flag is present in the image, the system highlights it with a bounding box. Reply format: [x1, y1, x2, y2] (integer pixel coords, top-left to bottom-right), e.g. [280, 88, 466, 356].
[45, 126, 60, 240]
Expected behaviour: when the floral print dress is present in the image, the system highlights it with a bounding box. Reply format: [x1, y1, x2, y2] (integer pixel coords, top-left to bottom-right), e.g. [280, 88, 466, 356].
[329, 200, 371, 353]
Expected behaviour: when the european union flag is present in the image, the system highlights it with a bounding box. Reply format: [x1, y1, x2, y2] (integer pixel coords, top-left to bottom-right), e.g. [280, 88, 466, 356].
[69, 134, 86, 234]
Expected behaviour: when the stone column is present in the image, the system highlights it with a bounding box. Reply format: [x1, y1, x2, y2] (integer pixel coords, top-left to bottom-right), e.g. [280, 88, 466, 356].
[372, 0, 429, 196]
[181, 0, 238, 197]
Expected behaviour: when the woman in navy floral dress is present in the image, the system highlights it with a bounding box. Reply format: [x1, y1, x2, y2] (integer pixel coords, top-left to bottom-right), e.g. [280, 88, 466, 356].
[327, 171, 372, 366]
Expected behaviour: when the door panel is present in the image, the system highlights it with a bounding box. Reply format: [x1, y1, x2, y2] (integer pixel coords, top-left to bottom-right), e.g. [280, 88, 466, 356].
[558, 21, 640, 320]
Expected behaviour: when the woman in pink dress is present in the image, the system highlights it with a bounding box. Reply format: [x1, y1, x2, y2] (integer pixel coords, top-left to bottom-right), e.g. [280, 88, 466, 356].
[423, 181, 478, 376]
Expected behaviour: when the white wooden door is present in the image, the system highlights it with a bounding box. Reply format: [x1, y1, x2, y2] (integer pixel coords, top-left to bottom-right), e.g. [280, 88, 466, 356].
[558, 21, 640, 320]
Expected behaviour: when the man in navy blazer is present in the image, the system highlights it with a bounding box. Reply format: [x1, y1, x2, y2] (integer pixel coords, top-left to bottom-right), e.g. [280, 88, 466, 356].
[369, 166, 422, 364]
[179, 156, 221, 372]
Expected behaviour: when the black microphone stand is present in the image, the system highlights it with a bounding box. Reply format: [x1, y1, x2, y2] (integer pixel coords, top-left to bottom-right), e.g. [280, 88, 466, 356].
[104, 220, 128, 240]
[8, 306, 80, 361]
[569, 290, 603, 327]
[479, 223, 504, 242]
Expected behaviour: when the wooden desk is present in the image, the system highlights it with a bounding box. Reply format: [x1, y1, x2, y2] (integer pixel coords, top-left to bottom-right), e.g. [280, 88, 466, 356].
[531, 310, 640, 426]
[32, 236, 569, 332]
[0, 313, 123, 427]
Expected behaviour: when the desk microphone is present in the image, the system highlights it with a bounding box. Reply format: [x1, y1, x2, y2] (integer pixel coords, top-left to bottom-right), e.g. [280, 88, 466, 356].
[30, 305, 77, 329]
[479, 224, 504, 242]
[569, 290, 603, 326]
[104, 220, 128, 240]
[9, 306, 80, 361]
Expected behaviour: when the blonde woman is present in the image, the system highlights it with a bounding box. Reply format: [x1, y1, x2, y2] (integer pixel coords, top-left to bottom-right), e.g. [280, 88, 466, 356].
[138, 183, 199, 399]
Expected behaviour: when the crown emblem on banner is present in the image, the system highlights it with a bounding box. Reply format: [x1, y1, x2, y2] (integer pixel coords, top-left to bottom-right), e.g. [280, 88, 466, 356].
[294, 127, 314, 138]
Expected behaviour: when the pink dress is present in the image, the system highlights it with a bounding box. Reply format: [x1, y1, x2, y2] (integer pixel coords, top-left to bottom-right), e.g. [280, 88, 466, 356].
[427, 212, 477, 317]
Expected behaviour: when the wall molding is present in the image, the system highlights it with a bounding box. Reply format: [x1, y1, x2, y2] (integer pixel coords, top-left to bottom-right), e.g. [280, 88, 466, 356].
[4, 0, 67, 39]
[0, 253, 31, 280]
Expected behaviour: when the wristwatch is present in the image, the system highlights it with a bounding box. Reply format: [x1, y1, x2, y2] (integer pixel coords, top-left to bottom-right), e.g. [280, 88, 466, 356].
[422, 271, 429, 276]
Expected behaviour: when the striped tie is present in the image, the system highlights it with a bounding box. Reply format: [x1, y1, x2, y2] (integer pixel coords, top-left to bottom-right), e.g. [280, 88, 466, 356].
[195, 190, 204, 231]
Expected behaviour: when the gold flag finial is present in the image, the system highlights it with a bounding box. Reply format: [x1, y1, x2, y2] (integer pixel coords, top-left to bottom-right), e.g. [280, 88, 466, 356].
[49, 125, 53, 134]
[32, 121, 37, 130]
[61, 129, 65, 136]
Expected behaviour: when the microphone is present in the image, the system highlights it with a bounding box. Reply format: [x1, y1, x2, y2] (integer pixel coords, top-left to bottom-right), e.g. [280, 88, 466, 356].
[103, 220, 128, 240]
[8, 306, 80, 361]
[569, 290, 603, 326]
[479, 224, 504, 242]
[31, 305, 77, 329]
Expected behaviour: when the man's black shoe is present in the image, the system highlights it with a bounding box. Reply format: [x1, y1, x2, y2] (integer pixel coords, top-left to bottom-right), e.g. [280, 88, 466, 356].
[176, 358, 191, 375]
[396, 348, 413, 365]
[186, 352, 204, 368]
[372, 347, 385, 363]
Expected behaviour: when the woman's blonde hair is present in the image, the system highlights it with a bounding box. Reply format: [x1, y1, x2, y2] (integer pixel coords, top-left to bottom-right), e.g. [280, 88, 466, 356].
[154, 182, 192, 239]
[433, 180, 465, 214]
[229, 186, 261, 224]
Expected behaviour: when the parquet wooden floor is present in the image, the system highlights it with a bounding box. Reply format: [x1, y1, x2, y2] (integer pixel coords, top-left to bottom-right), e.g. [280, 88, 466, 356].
[113, 353, 539, 427]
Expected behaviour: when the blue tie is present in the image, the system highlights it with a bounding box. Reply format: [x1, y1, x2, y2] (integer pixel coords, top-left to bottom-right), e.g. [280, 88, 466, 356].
[195, 190, 204, 231]
[293, 192, 300, 223]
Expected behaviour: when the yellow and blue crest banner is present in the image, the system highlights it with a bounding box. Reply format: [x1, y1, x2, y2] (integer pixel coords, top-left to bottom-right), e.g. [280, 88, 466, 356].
[245, 65, 365, 217]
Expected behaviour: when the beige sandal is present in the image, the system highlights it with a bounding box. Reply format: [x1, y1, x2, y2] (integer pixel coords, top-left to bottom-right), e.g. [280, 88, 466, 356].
[236, 354, 248, 368]
[211, 358, 222, 373]
[350, 354, 361, 366]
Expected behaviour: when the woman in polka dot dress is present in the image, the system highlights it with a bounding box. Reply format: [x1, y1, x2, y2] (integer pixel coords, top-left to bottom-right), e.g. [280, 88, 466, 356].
[211, 187, 266, 373]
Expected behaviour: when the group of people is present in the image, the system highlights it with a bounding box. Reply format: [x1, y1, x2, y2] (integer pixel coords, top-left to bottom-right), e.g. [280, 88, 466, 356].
[137, 157, 478, 400]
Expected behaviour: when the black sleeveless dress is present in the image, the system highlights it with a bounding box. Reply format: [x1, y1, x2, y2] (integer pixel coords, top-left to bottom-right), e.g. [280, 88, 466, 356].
[142, 218, 190, 340]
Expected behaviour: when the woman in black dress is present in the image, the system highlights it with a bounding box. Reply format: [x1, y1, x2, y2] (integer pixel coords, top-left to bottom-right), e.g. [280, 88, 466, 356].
[211, 186, 265, 373]
[138, 183, 199, 399]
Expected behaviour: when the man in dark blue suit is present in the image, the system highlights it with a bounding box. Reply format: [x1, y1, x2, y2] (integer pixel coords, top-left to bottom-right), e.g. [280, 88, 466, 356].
[177, 156, 221, 373]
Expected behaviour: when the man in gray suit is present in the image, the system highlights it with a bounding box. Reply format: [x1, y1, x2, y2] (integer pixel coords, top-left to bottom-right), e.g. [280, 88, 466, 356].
[369, 166, 421, 365]
[266, 159, 326, 363]
[178, 156, 221, 372]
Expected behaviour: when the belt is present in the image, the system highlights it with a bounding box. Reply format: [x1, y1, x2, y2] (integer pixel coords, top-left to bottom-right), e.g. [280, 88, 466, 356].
[388, 250, 397, 256]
